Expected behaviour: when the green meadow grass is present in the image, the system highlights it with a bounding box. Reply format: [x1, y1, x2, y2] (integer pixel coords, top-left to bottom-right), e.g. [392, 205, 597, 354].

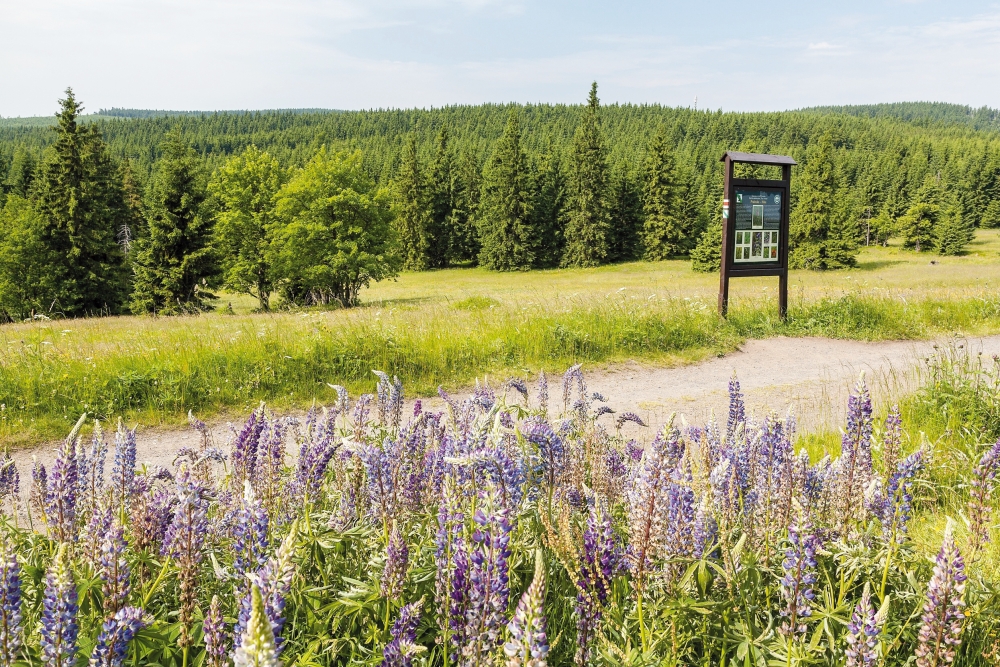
[5, 233, 1000, 446]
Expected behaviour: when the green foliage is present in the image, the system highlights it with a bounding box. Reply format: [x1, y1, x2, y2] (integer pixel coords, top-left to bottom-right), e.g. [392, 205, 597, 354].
[562, 83, 610, 267]
[130, 130, 215, 314]
[476, 111, 535, 271]
[0, 196, 58, 320]
[269, 148, 400, 307]
[31, 88, 128, 315]
[690, 220, 722, 272]
[789, 132, 858, 269]
[899, 203, 938, 252]
[394, 136, 430, 271]
[3, 146, 35, 198]
[980, 199, 1000, 228]
[208, 146, 287, 311]
[606, 160, 642, 263]
[426, 127, 456, 268]
[530, 142, 567, 267]
[641, 127, 685, 260]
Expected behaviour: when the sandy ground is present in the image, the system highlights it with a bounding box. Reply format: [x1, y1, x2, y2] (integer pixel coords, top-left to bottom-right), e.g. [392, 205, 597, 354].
[11, 334, 1000, 490]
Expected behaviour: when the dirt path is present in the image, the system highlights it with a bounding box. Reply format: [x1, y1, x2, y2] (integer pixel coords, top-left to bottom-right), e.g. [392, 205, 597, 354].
[12, 335, 1000, 485]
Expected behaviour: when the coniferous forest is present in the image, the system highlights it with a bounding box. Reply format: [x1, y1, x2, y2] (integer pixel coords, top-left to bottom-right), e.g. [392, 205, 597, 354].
[3, 85, 1000, 319]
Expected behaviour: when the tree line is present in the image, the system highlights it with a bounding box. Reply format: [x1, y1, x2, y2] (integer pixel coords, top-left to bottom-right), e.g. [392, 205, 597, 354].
[2, 87, 999, 319]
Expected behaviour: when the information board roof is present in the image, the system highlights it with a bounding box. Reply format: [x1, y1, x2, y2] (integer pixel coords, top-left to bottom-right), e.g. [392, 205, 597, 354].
[720, 151, 797, 166]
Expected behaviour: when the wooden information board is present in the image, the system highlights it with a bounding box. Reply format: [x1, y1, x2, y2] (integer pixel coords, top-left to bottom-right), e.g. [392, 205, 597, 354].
[718, 151, 796, 319]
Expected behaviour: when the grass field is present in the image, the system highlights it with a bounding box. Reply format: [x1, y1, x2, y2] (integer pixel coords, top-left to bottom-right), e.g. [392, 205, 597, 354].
[4, 231, 1000, 446]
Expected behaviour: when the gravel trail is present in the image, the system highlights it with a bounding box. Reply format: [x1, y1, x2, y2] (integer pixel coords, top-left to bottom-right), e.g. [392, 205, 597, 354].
[11, 335, 1000, 484]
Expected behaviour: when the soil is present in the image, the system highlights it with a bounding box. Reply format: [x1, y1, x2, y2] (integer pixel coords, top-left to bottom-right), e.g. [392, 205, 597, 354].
[11, 334, 1000, 493]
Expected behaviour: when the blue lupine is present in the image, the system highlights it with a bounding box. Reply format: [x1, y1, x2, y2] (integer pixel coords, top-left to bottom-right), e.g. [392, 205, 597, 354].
[505, 552, 548, 667]
[726, 373, 745, 444]
[235, 484, 270, 580]
[382, 521, 409, 599]
[877, 450, 924, 544]
[915, 522, 966, 667]
[779, 507, 820, 637]
[203, 595, 228, 667]
[0, 541, 21, 666]
[460, 495, 514, 665]
[845, 584, 879, 667]
[359, 442, 397, 524]
[381, 599, 424, 667]
[236, 522, 299, 654]
[231, 407, 265, 488]
[840, 377, 874, 530]
[40, 545, 78, 667]
[100, 520, 130, 615]
[521, 419, 565, 489]
[968, 439, 1000, 558]
[234, 585, 279, 667]
[111, 424, 137, 513]
[46, 438, 79, 544]
[88, 606, 150, 667]
[575, 505, 626, 665]
[163, 470, 208, 649]
[616, 411, 647, 430]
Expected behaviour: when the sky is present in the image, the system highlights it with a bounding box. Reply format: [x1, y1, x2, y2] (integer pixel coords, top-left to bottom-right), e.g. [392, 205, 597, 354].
[2, 0, 1000, 117]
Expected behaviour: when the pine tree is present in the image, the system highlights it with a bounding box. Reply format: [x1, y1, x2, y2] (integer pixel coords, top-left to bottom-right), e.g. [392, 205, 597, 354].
[607, 160, 642, 262]
[447, 149, 481, 264]
[531, 142, 567, 267]
[426, 127, 455, 268]
[690, 220, 722, 272]
[3, 147, 36, 198]
[32, 89, 127, 315]
[789, 131, 857, 269]
[900, 174, 947, 252]
[395, 136, 429, 270]
[477, 110, 534, 271]
[130, 130, 215, 314]
[642, 128, 684, 260]
[935, 197, 974, 255]
[562, 83, 610, 267]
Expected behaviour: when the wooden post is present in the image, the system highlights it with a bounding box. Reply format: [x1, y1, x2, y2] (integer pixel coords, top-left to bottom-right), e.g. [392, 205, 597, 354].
[718, 155, 734, 317]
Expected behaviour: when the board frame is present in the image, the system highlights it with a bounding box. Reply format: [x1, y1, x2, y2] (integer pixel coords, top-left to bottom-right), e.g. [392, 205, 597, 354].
[718, 151, 796, 319]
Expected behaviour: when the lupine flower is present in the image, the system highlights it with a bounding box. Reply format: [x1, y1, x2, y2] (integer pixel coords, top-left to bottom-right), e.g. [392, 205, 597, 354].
[915, 521, 966, 667]
[231, 408, 265, 488]
[845, 583, 879, 667]
[381, 599, 424, 667]
[521, 419, 565, 489]
[576, 505, 626, 665]
[726, 373, 745, 444]
[163, 470, 208, 650]
[615, 412, 647, 430]
[30, 458, 48, 526]
[692, 494, 717, 558]
[234, 585, 279, 667]
[505, 551, 548, 667]
[435, 478, 464, 654]
[203, 595, 228, 667]
[625, 440, 643, 463]
[237, 522, 299, 654]
[235, 483, 270, 580]
[875, 450, 924, 544]
[0, 454, 18, 509]
[111, 424, 137, 513]
[359, 442, 398, 524]
[562, 364, 586, 415]
[290, 412, 338, 506]
[968, 440, 1000, 559]
[413, 400, 422, 417]
[88, 606, 150, 667]
[627, 424, 678, 589]
[46, 438, 79, 544]
[100, 520, 130, 615]
[537, 371, 548, 415]
[779, 506, 820, 638]
[592, 406, 614, 420]
[382, 521, 409, 599]
[40, 545, 78, 667]
[839, 377, 874, 531]
[505, 378, 529, 399]
[882, 406, 902, 476]
[0, 540, 21, 667]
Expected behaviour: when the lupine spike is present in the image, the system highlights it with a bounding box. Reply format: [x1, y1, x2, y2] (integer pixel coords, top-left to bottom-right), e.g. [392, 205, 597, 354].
[88, 606, 150, 667]
[845, 583, 879, 667]
[779, 503, 820, 638]
[99, 519, 131, 615]
[382, 521, 409, 599]
[968, 439, 1000, 559]
[381, 598, 424, 667]
[0, 540, 22, 667]
[203, 595, 229, 667]
[40, 544, 78, 667]
[915, 520, 966, 667]
[504, 551, 548, 667]
[233, 585, 279, 667]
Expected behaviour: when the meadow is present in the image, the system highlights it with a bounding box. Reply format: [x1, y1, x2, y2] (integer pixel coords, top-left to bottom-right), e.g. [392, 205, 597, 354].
[4, 233, 1000, 447]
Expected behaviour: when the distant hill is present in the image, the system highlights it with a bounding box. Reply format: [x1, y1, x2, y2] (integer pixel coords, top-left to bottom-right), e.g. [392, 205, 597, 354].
[97, 107, 341, 119]
[798, 102, 1000, 131]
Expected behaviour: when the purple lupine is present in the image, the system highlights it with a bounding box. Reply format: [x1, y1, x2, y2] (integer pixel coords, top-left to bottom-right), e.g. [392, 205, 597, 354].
[537, 371, 549, 415]
[460, 497, 514, 665]
[88, 606, 150, 667]
[562, 364, 586, 414]
[839, 377, 874, 531]
[30, 458, 47, 526]
[627, 425, 675, 590]
[479, 447, 526, 512]
[381, 599, 423, 667]
[605, 448, 627, 480]
[359, 442, 398, 524]
[413, 400, 422, 417]
[77, 423, 108, 521]
[231, 407, 265, 488]
[235, 484, 270, 580]
[0, 540, 22, 666]
[592, 406, 614, 420]
[710, 459, 739, 533]
[915, 522, 967, 667]
[290, 413, 338, 506]
[615, 412, 647, 430]
[382, 522, 409, 599]
[100, 520, 130, 615]
[236, 522, 299, 654]
[726, 373, 746, 444]
[46, 438, 79, 544]
[845, 584, 879, 667]
[0, 453, 19, 510]
[576, 505, 626, 665]
[203, 595, 228, 667]
[435, 479, 464, 658]
[131, 484, 176, 554]
[110, 424, 137, 513]
[163, 470, 208, 650]
[505, 552, 548, 667]
[625, 440, 643, 463]
[779, 507, 820, 638]
[877, 450, 924, 544]
[662, 483, 697, 564]
[254, 415, 286, 516]
[520, 419, 565, 489]
[882, 406, 902, 477]
[40, 545, 78, 667]
[504, 378, 529, 400]
[692, 494, 717, 559]
[968, 440, 1000, 559]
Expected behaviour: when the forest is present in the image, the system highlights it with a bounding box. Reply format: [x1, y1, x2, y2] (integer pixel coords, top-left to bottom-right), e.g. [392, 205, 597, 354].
[2, 86, 999, 319]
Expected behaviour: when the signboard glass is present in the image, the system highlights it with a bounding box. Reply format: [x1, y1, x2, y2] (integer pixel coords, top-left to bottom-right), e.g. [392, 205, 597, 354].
[733, 188, 782, 263]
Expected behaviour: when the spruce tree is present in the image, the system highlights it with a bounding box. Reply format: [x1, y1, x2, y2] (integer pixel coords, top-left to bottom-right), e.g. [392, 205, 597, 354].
[426, 127, 455, 268]
[531, 142, 567, 267]
[789, 131, 857, 269]
[690, 221, 722, 272]
[477, 110, 534, 271]
[32, 89, 127, 315]
[447, 149, 481, 264]
[642, 128, 684, 260]
[607, 160, 642, 262]
[562, 83, 610, 267]
[130, 130, 215, 314]
[395, 136, 429, 270]
[4, 147, 36, 198]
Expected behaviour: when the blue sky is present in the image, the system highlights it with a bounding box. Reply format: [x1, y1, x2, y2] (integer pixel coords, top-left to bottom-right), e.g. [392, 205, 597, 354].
[2, 0, 999, 116]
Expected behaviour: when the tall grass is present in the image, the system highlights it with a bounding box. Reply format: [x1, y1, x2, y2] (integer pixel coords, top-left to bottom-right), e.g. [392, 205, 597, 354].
[4, 290, 1000, 445]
